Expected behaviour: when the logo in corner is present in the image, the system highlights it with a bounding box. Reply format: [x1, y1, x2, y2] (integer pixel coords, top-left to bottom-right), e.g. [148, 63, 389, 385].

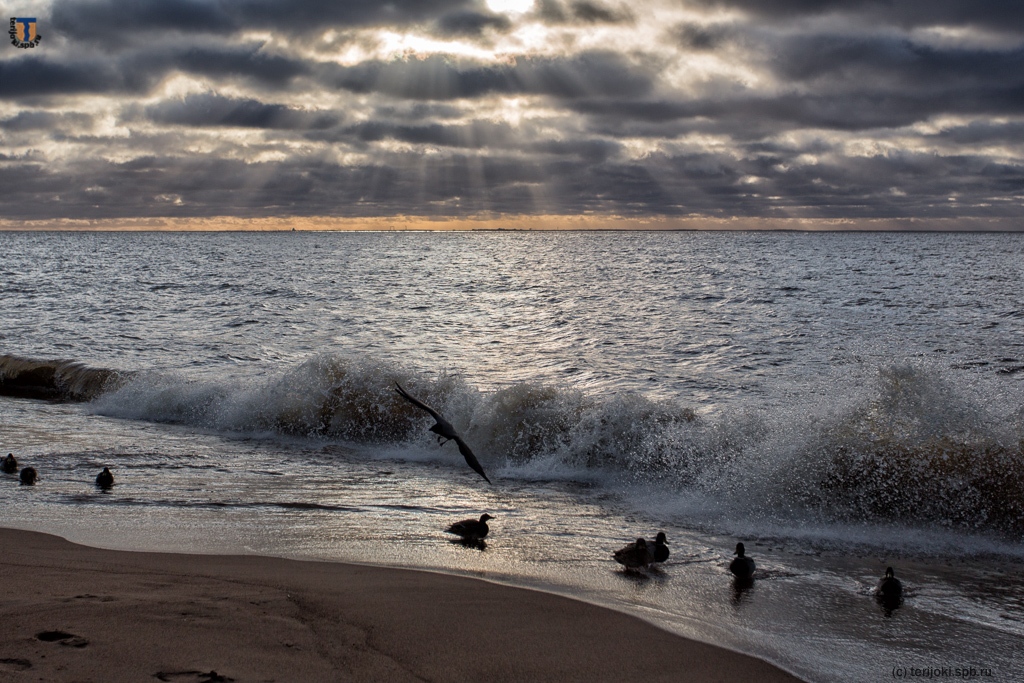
[10, 17, 41, 48]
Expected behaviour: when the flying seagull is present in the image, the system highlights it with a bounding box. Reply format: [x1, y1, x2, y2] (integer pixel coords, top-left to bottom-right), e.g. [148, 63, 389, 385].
[395, 383, 491, 484]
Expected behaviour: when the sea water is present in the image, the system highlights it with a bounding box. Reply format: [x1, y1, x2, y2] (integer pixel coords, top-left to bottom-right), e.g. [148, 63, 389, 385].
[1, 230, 1022, 681]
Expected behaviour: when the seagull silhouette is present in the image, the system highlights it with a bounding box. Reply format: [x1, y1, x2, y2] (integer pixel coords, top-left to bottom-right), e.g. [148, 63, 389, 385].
[395, 383, 491, 484]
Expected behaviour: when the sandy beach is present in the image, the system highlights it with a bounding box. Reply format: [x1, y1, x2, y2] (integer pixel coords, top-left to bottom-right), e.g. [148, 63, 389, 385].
[0, 528, 801, 683]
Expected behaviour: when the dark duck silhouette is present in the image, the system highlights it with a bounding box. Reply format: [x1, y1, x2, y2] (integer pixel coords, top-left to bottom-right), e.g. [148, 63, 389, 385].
[395, 383, 491, 483]
[19, 466, 37, 486]
[729, 542, 755, 580]
[614, 538, 653, 570]
[446, 513, 493, 542]
[96, 467, 114, 489]
[876, 567, 903, 609]
[649, 532, 669, 564]
[1, 453, 17, 474]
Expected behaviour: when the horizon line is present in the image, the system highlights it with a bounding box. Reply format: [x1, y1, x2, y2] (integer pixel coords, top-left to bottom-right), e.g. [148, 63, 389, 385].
[1, 215, 1021, 232]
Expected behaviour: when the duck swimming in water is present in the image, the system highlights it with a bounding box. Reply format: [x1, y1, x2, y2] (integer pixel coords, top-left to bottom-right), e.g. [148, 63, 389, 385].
[614, 538, 652, 570]
[1, 453, 17, 474]
[876, 567, 903, 607]
[395, 383, 491, 484]
[446, 513, 493, 542]
[649, 532, 669, 564]
[96, 467, 114, 489]
[19, 466, 37, 486]
[729, 542, 755, 580]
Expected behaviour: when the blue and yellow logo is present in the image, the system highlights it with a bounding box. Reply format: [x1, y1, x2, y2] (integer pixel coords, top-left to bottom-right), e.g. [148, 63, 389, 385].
[10, 17, 41, 48]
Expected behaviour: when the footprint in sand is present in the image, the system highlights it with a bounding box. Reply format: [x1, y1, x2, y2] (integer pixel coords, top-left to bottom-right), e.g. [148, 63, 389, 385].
[0, 658, 32, 671]
[35, 630, 90, 648]
[61, 594, 117, 603]
[154, 670, 234, 682]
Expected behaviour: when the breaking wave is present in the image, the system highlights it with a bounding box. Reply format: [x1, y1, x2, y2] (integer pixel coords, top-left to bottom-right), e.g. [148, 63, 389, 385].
[0, 354, 131, 401]
[5, 352, 1024, 539]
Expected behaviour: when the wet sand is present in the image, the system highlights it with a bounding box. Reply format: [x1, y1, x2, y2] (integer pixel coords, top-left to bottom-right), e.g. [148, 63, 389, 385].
[0, 528, 801, 682]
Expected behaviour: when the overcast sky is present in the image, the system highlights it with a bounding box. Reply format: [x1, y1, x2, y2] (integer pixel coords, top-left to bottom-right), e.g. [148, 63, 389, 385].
[2, 0, 1023, 228]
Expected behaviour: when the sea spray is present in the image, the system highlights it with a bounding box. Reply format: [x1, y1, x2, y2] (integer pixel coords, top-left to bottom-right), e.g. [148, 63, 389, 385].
[686, 364, 1024, 536]
[91, 354, 471, 441]
[19, 350, 1021, 538]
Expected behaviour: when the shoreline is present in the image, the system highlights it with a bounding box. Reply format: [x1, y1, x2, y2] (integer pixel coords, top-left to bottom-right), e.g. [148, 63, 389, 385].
[0, 527, 802, 682]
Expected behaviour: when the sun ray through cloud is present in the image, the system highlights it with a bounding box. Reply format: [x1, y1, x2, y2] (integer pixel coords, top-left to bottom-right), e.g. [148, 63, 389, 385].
[0, 0, 1022, 229]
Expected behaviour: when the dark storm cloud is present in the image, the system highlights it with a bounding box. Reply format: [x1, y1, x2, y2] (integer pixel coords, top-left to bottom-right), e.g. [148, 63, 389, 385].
[771, 153, 1024, 218]
[2, 45, 652, 103]
[691, 0, 1024, 32]
[337, 120, 516, 149]
[534, 0, 634, 25]
[530, 138, 620, 162]
[51, 0, 234, 39]
[433, 10, 512, 37]
[231, 0, 474, 30]
[314, 118, 617, 160]
[0, 151, 687, 219]
[0, 154, 499, 218]
[926, 120, 1024, 146]
[534, 0, 569, 22]
[51, 0, 475, 41]
[569, 33, 1024, 133]
[567, 1, 634, 24]
[629, 148, 1001, 219]
[161, 45, 310, 86]
[671, 22, 734, 52]
[761, 39, 1024, 127]
[146, 94, 339, 130]
[0, 111, 93, 131]
[0, 45, 308, 100]
[372, 102, 466, 122]
[321, 51, 654, 100]
[0, 56, 157, 98]
[572, 86, 1022, 134]
[770, 35, 1024, 87]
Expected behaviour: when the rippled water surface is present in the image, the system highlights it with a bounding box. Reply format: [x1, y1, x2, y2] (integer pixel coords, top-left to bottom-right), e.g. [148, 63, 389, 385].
[1, 230, 1023, 681]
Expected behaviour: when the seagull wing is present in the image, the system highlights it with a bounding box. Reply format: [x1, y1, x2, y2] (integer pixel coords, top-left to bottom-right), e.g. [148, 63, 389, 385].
[454, 435, 491, 484]
[396, 383, 459, 439]
[395, 383, 444, 422]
